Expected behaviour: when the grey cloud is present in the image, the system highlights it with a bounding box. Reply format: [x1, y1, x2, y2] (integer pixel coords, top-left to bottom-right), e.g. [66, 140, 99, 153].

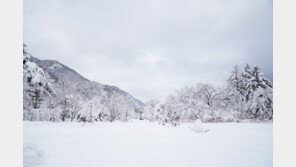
[24, 0, 273, 101]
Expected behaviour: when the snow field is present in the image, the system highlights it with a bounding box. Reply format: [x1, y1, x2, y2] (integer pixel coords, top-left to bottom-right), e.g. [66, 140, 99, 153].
[24, 121, 272, 167]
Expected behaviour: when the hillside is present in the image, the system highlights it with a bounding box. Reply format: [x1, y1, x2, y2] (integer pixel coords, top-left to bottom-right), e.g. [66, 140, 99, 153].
[23, 48, 145, 122]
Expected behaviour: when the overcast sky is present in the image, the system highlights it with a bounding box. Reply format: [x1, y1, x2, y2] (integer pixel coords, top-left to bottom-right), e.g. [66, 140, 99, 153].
[24, 0, 273, 102]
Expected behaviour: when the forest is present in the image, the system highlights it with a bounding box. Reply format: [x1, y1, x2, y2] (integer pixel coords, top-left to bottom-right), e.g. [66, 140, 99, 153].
[23, 45, 273, 125]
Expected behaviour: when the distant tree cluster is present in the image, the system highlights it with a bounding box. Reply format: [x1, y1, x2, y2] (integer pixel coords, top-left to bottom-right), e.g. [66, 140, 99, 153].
[142, 64, 273, 125]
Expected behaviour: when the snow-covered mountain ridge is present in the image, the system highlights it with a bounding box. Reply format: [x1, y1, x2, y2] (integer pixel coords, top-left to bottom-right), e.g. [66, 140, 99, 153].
[29, 56, 145, 108]
[23, 47, 145, 122]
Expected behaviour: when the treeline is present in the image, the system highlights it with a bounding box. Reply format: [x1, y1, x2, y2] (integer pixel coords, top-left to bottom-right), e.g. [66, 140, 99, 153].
[142, 64, 273, 125]
[23, 45, 272, 125]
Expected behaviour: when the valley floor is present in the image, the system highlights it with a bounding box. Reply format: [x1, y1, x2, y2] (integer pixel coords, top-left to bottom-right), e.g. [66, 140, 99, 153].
[23, 121, 272, 167]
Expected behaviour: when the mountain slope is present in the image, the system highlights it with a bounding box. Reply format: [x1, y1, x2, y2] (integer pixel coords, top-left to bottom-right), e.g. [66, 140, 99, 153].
[24, 50, 145, 122]
[30, 56, 145, 107]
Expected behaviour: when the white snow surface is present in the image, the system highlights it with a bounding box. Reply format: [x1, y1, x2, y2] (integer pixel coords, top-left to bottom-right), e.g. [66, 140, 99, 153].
[24, 121, 272, 167]
[188, 119, 209, 132]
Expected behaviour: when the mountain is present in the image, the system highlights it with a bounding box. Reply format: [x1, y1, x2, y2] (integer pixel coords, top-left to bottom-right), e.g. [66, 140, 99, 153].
[23, 49, 145, 122]
[30, 56, 144, 107]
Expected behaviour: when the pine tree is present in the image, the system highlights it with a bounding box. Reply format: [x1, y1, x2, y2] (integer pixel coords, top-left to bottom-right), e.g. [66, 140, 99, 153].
[28, 89, 43, 109]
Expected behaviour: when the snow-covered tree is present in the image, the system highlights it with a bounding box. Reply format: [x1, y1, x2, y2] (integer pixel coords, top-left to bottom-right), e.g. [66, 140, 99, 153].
[23, 45, 55, 120]
[227, 64, 273, 120]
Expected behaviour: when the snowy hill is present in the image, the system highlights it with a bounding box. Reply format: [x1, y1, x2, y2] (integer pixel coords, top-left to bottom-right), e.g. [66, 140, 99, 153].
[30, 56, 144, 108]
[30, 57, 90, 84]
[23, 48, 145, 122]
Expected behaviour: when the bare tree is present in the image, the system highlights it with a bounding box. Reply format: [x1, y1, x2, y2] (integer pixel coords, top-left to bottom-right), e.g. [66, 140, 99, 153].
[195, 83, 221, 107]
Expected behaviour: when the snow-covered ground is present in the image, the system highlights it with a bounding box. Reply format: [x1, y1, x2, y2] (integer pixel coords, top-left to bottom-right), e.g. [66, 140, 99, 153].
[24, 121, 272, 167]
